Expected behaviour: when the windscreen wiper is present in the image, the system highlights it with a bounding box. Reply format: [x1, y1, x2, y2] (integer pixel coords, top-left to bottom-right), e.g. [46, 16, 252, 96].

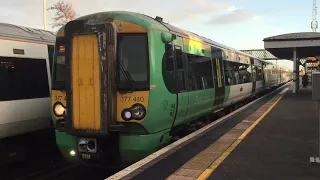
[118, 59, 136, 91]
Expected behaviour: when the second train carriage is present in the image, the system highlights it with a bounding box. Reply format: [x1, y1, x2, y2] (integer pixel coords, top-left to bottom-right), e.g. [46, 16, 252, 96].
[51, 11, 292, 166]
[0, 23, 56, 139]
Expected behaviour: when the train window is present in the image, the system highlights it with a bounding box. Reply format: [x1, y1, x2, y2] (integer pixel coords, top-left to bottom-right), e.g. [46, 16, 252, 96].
[165, 44, 174, 71]
[55, 56, 66, 82]
[223, 61, 236, 86]
[231, 63, 240, 84]
[187, 54, 214, 90]
[0, 57, 49, 101]
[162, 44, 175, 93]
[238, 63, 252, 83]
[52, 38, 66, 90]
[256, 66, 263, 81]
[117, 34, 149, 90]
[175, 46, 183, 70]
[175, 47, 186, 92]
[176, 71, 186, 92]
[251, 65, 257, 82]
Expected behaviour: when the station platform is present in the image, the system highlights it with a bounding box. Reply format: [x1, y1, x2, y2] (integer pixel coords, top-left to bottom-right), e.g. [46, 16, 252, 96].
[107, 84, 320, 180]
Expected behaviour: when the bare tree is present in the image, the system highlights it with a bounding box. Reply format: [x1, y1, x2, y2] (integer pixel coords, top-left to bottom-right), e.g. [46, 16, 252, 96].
[47, 0, 77, 28]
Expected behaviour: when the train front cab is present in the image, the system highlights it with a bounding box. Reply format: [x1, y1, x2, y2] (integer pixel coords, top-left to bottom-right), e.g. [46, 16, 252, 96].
[51, 18, 175, 166]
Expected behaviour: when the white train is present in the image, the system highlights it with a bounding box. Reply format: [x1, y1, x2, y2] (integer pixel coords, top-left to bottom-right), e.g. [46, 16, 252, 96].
[0, 23, 55, 139]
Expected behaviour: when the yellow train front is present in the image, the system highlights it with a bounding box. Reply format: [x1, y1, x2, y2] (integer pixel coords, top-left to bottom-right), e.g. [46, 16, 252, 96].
[51, 13, 155, 166]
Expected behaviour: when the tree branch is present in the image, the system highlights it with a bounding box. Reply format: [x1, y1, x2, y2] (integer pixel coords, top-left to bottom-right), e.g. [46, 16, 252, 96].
[47, 0, 77, 28]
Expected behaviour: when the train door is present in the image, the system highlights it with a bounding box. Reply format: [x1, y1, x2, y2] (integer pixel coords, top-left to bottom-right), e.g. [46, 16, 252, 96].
[211, 47, 225, 106]
[169, 38, 189, 128]
[64, 20, 117, 134]
[251, 58, 256, 93]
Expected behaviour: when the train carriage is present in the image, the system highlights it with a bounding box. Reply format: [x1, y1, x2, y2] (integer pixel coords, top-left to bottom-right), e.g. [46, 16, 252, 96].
[0, 23, 56, 138]
[51, 11, 292, 166]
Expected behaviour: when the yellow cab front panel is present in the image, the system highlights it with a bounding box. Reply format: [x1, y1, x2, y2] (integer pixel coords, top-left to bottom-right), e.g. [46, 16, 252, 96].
[71, 34, 101, 131]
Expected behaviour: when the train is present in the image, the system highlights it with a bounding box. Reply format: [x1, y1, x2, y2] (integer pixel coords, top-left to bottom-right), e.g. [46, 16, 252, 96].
[0, 23, 56, 163]
[51, 11, 292, 167]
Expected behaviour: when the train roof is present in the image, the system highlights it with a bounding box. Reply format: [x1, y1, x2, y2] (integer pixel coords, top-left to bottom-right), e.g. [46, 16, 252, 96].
[0, 22, 56, 45]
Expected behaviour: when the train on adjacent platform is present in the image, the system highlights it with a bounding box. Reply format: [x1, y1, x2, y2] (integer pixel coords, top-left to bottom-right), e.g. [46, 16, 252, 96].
[0, 23, 56, 138]
[0, 23, 56, 164]
[51, 11, 292, 167]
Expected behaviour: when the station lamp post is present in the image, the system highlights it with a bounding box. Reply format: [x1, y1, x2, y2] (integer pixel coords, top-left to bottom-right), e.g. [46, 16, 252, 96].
[43, 0, 47, 30]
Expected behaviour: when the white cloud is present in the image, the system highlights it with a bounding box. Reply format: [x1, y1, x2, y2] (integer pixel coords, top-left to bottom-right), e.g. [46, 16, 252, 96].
[208, 8, 260, 25]
[0, 0, 286, 52]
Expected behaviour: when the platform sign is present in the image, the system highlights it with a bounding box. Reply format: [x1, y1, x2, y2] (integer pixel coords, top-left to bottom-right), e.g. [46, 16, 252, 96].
[307, 62, 320, 70]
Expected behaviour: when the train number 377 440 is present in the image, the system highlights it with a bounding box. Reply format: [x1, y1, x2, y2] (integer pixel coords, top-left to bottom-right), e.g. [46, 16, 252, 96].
[120, 96, 145, 103]
[55, 96, 67, 101]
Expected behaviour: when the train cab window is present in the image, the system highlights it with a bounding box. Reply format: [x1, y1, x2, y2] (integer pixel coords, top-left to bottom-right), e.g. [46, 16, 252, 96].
[174, 46, 186, 92]
[165, 44, 174, 71]
[162, 45, 186, 93]
[55, 56, 66, 82]
[187, 54, 214, 91]
[0, 57, 49, 101]
[52, 38, 66, 90]
[175, 46, 183, 70]
[117, 34, 149, 91]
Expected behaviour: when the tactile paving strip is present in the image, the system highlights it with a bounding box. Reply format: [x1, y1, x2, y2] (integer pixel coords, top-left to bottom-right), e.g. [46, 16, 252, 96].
[166, 94, 283, 180]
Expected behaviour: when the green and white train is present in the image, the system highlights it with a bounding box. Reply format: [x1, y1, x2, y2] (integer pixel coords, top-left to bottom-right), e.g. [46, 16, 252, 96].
[50, 11, 292, 166]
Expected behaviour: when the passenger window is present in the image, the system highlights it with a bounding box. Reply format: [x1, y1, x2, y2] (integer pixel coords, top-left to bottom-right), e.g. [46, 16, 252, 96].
[256, 66, 263, 81]
[238, 64, 252, 84]
[223, 61, 235, 86]
[187, 54, 214, 91]
[0, 57, 50, 101]
[233, 63, 240, 84]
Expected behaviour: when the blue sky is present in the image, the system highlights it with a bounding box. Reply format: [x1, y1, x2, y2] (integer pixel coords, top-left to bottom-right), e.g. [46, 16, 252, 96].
[0, 0, 314, 69]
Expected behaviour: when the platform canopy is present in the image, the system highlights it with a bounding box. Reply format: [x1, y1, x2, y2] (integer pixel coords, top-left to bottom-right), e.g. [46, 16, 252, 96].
[263, 32, 320, 94]
[241, 49, 279, 60]
[263, 32, 320, 60]
[240, 49, 308, 65]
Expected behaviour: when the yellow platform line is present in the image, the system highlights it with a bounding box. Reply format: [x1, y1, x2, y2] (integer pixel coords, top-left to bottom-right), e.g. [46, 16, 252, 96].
[197, 95, 284, 180]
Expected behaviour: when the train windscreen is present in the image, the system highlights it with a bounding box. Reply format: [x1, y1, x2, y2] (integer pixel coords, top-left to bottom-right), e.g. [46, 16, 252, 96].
[117, 33, 149, 91]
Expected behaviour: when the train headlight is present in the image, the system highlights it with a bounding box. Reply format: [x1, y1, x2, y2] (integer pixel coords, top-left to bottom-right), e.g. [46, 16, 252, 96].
[53, 102, 65, 117]
[70, 150, 76, 156]
[121, 103, 146, 121]
[121, 109, 132, 121]
[131, 104, 146, 120]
